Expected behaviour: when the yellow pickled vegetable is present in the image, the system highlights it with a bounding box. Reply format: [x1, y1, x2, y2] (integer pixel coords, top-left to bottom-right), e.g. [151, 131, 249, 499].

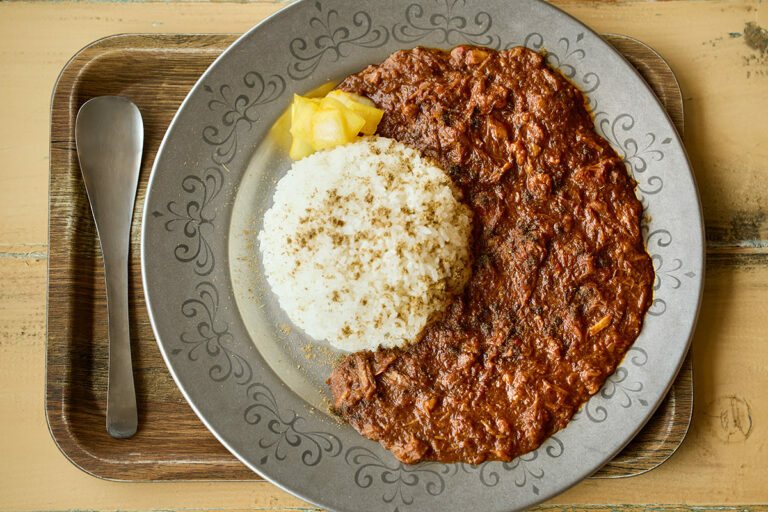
[326, 90, 384, 135]
[290, 94, 319, 140]
[289, 95, 319, 160]
[311, 108, 351, 149]
[288, 90, 384, 159]
[318, 97, 366, 139]
[289, 135, 315, 160]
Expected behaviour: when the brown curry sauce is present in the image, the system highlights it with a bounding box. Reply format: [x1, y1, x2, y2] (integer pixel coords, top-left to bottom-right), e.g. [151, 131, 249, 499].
[328, 46, 654, 464]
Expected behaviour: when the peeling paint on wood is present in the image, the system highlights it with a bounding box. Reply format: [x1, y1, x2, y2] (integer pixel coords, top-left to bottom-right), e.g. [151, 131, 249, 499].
[744, 22, 768, 53]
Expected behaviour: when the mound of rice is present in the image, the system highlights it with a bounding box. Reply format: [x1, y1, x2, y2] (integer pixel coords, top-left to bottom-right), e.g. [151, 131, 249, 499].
[258, 136, 473, 352]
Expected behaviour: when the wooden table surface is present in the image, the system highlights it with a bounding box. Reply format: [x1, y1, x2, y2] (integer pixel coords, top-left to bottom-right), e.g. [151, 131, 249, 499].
[1, 1, 766, 511]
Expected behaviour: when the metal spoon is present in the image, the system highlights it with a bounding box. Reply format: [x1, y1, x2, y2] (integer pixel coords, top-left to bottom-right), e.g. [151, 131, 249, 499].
[76, 96, 143, 439]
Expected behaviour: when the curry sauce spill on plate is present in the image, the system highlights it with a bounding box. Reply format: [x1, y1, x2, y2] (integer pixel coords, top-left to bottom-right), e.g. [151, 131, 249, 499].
[327, 45, 655, 464]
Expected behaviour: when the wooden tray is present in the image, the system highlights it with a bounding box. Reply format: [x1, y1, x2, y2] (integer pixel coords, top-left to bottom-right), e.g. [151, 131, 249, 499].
[46, 33, 692, 481]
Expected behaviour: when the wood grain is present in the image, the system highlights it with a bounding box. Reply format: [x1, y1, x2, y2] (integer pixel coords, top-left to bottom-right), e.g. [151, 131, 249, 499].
[46, 33, 692, 481]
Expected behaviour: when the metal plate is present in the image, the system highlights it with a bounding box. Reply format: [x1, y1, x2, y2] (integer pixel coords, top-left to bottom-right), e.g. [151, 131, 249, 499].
[141, 1, 704, 510]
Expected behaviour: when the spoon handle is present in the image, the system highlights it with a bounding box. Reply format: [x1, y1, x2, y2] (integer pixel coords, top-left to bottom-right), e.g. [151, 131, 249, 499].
[104, 251, 138, 438]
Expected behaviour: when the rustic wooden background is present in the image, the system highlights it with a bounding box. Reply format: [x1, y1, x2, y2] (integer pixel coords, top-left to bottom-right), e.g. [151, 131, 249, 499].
[1, 1, 767, 511]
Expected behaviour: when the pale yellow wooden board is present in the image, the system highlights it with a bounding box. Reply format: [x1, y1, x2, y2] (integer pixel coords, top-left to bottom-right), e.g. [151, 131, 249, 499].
[1, 1, 767, 510]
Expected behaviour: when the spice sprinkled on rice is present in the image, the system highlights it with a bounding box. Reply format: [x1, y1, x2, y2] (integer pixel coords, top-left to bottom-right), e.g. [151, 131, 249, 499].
[258, 136, 473, 352]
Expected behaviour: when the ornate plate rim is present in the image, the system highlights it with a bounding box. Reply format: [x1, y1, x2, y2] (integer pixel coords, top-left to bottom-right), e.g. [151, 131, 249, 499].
[141, 1, 704, 510]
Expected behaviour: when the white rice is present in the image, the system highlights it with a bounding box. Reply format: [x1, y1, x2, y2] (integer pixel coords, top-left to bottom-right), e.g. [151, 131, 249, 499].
[258, 136, 473, 352]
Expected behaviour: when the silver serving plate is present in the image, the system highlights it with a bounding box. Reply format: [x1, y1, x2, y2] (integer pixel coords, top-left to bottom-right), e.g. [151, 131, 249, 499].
[142, 1, 704, 510]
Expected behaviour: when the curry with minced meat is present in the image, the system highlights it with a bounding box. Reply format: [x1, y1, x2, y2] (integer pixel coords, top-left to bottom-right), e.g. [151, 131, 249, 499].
[328, 45, 654, 464]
